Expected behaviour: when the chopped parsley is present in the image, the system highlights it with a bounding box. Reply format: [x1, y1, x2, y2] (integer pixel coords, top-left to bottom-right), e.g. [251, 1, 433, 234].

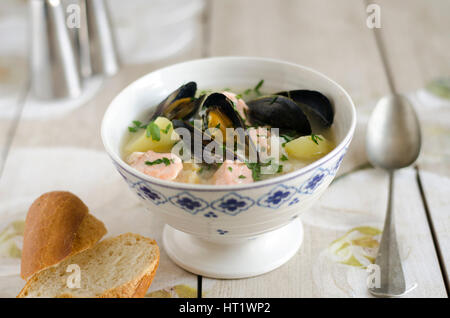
[146, 121, 161, 141]
[238, 175, 246, 179]
[228, 166, 233, 172]
[269, 96, 278, 105]
[235, 93, 243, 99]
[281, 154, 288, 161]
[311, 134, 323, 145]
[145, 157, 174, 166]
[245, 162, 262, 181]
[128, 120, 147, 133]
[277, 165, 283, 173]
[162, 123, 172, 134]
[244, 88, 252, 95]
[254, 79, 264, 95]
[280, 133, 296, 143]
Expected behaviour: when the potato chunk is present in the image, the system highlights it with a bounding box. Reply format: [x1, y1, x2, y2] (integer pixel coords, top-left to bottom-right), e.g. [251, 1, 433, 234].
[124, 117, 179, 154]
[285, 134, 333, 160]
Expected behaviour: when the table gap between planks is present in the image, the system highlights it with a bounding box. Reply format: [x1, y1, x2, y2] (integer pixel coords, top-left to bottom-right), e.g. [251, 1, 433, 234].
[0, 0, 448, 298]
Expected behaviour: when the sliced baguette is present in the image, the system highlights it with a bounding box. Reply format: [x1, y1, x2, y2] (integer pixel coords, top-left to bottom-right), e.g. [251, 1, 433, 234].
[20, 191, 107, 280]
[17, 233, 159, 298]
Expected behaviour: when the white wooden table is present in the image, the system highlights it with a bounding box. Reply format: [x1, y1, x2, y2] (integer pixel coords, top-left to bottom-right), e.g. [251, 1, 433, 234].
[0, 0, 448, 298]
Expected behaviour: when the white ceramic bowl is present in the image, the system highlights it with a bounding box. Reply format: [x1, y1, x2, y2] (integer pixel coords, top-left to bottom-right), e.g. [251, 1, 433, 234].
[101, 57, 356, 278]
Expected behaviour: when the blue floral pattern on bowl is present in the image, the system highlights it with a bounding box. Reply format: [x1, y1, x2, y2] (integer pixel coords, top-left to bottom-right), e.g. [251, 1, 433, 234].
[169, 191, 208, 215]
[288, 197, 300, 206]
[135, 182, 167, 205]
[211, 193, 255, 216]
[204, 211, 218, 218]
[217, 229, 228, 235]
[257, 184, 297, 209]
[329, 147, 347, 176]
[298, 168, 328, 194]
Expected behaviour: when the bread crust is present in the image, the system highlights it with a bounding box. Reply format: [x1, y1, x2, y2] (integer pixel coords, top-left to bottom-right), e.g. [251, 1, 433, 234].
[17, 233, 160, 298]
[20, 191, 106, 280]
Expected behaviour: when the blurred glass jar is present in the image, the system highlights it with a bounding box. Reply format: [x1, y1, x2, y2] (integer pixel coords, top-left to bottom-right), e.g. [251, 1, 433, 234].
[108, 0, 204, 63]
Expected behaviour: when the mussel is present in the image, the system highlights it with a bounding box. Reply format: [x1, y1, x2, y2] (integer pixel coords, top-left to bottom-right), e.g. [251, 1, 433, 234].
[150, 82, 203, 121]
[202, 93, 246, 140]
[172, 92, 257, 163]
[245, 89, 334, 135]
[276, 90, 334, 127]
[246, 95, 312, 135]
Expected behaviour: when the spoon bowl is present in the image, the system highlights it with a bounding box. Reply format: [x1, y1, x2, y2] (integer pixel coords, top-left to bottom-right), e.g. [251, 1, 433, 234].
[366, 94, 421, 170]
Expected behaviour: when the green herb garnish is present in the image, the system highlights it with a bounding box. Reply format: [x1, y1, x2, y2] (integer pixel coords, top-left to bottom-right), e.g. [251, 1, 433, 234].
[128, 120, 147, 133]
[235, 93, 243, 99]
[145, 157, 173, 166]
[244, 88, 252, 95]
[269, 96, 278, 105]
[162, 123, 172, 134]
[238, 175, 246, 179]
[281, 154, 288, 161]
[228, 167, 233, 172]
[146, 121, 161, 141]
[311, 134, 323, 145]
[254, 79, 264, 94]
[277, 165, 283, 173]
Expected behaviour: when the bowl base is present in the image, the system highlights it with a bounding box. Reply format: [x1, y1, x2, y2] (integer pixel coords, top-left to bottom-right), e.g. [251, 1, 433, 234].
[162, 218, 303, 279]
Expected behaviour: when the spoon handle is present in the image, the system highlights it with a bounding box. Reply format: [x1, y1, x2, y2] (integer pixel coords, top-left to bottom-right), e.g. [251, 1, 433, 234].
[369, 171, 406, 297]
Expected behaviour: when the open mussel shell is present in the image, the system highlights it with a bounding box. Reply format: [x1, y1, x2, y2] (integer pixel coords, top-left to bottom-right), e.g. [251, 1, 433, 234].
[246, 95, 312, 135]
[172, 93, 257, 163]
[203, 93, 258, 161]
[276, 90, 334, 127]
[150, 82, 202, 121]
[202, 92, 246, 131]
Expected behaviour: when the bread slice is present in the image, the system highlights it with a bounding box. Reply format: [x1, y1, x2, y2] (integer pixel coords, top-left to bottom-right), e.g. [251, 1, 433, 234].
[20, 191, 107, 280]
[17, 233, 159, 298]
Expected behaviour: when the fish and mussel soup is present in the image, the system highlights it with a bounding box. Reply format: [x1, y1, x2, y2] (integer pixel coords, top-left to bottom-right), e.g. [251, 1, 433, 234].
[122, 80, 336, 185]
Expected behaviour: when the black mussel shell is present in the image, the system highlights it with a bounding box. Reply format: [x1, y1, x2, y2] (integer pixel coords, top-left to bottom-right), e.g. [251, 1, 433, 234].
[276, 90, 334, 127]
[203, 93, 257, 161]
[202, 93, 246, 130]
[150, 82, 200, 121]
[246, 95, 312, 135]
[172, 119, 236, 163]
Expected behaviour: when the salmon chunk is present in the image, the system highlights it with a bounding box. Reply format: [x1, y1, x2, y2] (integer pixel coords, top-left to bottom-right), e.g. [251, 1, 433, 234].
[211, 160, 253, 185]
[128, 151, 183, 181]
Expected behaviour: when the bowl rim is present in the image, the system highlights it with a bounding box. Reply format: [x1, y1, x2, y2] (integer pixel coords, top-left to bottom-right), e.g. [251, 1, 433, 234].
[101, 56, 357, 191]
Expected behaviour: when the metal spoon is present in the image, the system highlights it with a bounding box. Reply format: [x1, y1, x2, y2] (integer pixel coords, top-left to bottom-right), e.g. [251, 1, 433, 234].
[365, 94, 421, 297]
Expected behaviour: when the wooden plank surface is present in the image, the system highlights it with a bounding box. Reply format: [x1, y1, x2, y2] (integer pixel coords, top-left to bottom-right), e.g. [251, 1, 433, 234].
[205, 168, 446, 297]
[0, 0, 448, 298]
[0, 4, 206, 296]
[375, 0, 450, 93]
[202, 0, 447, 297]
[376, 0, 450, 290]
